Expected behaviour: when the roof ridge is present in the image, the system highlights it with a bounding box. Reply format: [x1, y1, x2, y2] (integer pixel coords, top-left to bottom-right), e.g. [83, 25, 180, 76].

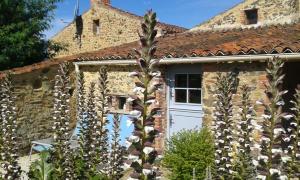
[187, 19, 300, 35]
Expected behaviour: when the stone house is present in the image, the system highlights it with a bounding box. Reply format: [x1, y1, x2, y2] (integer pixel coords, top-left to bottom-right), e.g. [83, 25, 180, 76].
[1, 0, 300, 151]
[51, 0, 186, 57]
[191, 0, 300, 31]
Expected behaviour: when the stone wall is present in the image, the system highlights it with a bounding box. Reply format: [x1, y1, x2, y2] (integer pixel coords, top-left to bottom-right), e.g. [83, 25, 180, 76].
[80, 65, 167, 149]
[7, 63, 168, 153]
[10, 64, 77, 153]
[7, 61, 277, 153]
[51, 5, 167, 57]
[201, 62, 267, 126]
[191, 0, 300, 31]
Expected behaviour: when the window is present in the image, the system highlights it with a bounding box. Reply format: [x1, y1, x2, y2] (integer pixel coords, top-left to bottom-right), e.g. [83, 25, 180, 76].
[118, 96, 127, 110]
[174, 74, 202, 104]
[245, 9, 258, 25]
[93, 19, 100, 35]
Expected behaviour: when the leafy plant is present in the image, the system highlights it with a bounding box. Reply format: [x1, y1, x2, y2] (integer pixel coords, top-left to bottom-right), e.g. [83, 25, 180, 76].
[0, 73, 21, 179]
[163, 128, 214, 180]
[50, 63, 76, 179]
[28, 151, 54, 180]
[0, 0, 66, 70]
[212, 71, 238, 179]
[125, 10, 162, 180]
[256, 57, 287, 179]
[234, 85, 257, 180]
[204, 166, 213, 180]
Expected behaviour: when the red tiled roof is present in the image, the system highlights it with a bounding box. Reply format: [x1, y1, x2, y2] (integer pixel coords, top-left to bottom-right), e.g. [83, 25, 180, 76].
[76, 22, 300, 60]
[2, 23, 300, 76]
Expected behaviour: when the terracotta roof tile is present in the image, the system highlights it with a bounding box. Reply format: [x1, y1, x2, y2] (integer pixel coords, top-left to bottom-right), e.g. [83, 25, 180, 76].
[2, 23, 300, 77]
[78, 23, 300, 60]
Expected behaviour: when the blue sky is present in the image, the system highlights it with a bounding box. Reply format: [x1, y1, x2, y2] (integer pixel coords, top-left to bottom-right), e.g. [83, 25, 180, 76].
[45, 0, 242, 38]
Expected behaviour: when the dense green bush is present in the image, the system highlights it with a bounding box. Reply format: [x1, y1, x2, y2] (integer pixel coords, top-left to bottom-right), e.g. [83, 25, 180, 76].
[163, 128, 214, 180]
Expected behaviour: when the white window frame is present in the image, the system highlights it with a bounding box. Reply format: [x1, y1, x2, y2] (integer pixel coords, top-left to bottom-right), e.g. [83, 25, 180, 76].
[174, 73, 202, 105]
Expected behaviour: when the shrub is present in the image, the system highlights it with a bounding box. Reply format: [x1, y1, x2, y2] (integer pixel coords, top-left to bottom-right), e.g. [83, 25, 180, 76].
[163, 128, 214, 180]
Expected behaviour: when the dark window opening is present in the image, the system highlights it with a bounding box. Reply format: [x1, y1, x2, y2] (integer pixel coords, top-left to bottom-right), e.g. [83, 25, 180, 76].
[175, 89, 187, 103]
[93, 19, 100, 35]
[245, 9, 258, 25]
[118, 96, 127, 110]
[174, 74, 202, 104]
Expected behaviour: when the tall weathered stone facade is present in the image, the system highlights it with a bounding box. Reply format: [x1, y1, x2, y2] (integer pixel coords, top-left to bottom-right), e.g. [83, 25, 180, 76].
[51, 1, 185, 57]
[191, 0, 300, 31]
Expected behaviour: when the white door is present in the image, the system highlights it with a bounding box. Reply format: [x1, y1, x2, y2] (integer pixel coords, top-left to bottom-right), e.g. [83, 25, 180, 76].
[167, 65, 203, 137]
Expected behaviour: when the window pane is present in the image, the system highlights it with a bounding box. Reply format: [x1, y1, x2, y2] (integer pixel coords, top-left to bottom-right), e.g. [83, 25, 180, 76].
[175, 74, 187, 88]
[189, 74, 201, 88]
[118, 96, 127, 110]
[245, 9, 258, 24]
[189, 90, 201, 104]
[175, 89, 187, 103]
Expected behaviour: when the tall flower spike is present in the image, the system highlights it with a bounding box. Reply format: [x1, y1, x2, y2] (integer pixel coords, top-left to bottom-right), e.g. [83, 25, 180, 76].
[234, 85, 257, 179]
[127, 10, 161, 180]
[283, 85, 300, 178]
[108, 113, 124, 179]
[0, 73, 21, 179]
[212, 71, 238, 179]
[75, 71, 88, 179]
[79, 82, 101, 177]
[0, 77, 3, 165]
[256, 57, 287, 179]
[50, 63, 76, 179]
[97, 66, 110, 174]
[77, 71, 85, 133]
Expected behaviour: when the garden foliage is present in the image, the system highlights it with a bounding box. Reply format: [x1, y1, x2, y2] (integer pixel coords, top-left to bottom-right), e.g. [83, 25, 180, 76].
[0, 0, 66, 70]
[28, 151, 54, 180]
[163, 128, 214, 180]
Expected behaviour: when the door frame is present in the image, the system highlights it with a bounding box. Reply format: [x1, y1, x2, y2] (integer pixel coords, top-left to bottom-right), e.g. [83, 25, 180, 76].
[166, 64, 203, 138]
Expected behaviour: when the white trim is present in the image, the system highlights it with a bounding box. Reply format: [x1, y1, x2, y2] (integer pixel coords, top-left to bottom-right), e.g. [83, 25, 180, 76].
[74, 53, 300, 67]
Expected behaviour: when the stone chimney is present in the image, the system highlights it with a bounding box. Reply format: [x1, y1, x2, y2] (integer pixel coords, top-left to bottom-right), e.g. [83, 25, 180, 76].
[90, 0, 110, 7]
